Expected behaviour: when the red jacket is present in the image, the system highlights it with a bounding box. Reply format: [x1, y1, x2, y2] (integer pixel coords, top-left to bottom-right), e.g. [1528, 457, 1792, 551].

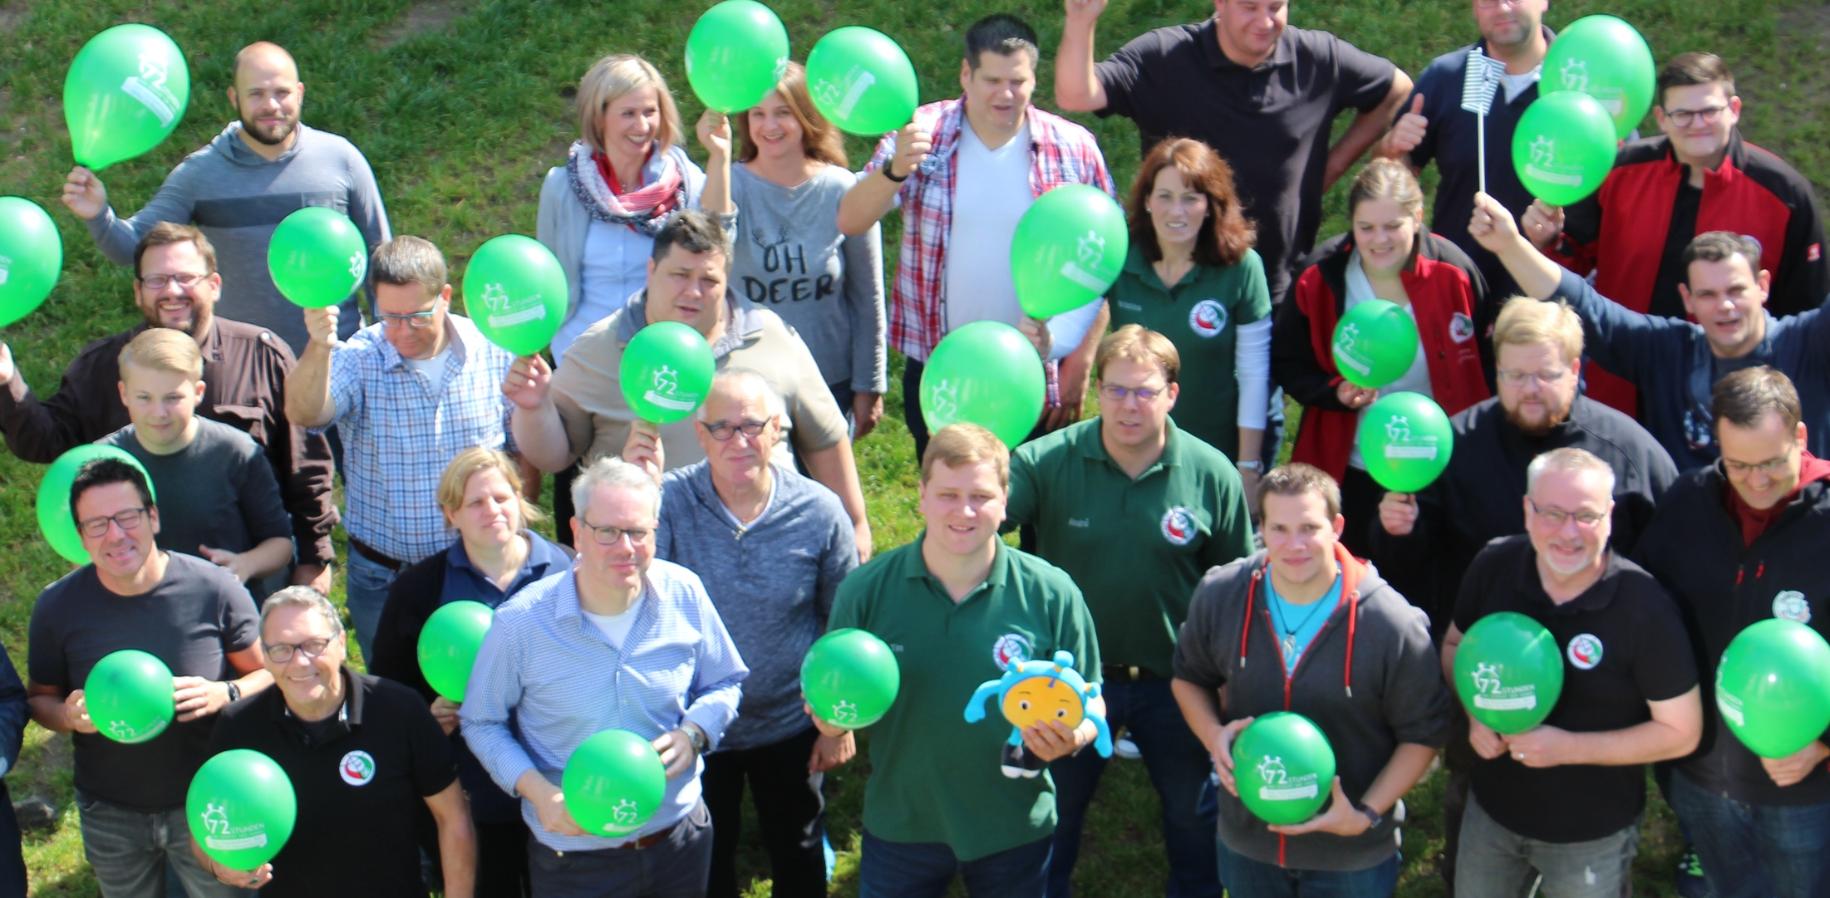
[1552, 130, 1828, 413]
[1273, 231, 1493, 482]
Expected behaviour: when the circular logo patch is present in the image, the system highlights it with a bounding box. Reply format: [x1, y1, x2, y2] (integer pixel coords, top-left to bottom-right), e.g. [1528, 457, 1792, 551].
[1161, 507, 1197, 546]
[1449, 312, 1475, 344]
[1189, 299, 1228, 339]
[339, 750, 376, 787]
[1773, 590, 1812, 624]
[992, 634, 1033, 671]
[1566, 633, 1604, 670]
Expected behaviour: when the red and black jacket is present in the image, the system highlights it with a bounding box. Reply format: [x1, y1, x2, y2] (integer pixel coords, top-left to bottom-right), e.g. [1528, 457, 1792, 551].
[1272, 230, 1493, 482]
[1552, 130, 1829, 413]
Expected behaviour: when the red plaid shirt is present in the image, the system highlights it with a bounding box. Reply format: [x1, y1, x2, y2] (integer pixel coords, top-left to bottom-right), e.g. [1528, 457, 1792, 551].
[867, 98, 1116, 362]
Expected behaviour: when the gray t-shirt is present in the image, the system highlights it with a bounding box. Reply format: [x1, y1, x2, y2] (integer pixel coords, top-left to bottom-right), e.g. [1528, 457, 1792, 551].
[729, 163, 887, 394]
[28, 553, 260, 810]
[103, 417, 293, 564]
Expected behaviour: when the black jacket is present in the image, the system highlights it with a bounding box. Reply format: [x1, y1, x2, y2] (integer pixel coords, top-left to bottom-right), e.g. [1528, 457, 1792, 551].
[1369, 395, 1678, 638]
[1634, 466, 1830, 805]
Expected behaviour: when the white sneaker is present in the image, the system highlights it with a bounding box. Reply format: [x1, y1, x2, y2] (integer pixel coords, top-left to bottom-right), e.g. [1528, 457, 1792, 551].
[1113, 735, 1142, 760]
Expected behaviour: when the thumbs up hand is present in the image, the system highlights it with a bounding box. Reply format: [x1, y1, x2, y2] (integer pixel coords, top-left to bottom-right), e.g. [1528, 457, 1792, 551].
[1381, 94, 1429, 157]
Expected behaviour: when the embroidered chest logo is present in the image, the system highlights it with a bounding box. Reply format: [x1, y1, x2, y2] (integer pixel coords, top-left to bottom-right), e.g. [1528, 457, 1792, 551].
[1161, 507, 1197, 546]
[1773, 590, 1813, 624]
[339, 750, 376, 786]
[1189, 299, 1228, 338]
[1449, 312, 1475, 344]
[992, 633, 1033, 671]
[1566, 633, 1604, 670]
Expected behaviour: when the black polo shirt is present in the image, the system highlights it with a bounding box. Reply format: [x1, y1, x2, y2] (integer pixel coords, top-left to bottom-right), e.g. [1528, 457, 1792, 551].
[1453, 536, 1696, 843]
[1095, 20, 1395, 298]
[210, 669, 456, 897]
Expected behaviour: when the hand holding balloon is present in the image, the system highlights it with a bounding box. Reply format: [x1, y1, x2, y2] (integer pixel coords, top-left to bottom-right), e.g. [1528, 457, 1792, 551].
[1467, 718, 1507, 760]
[519, 774, 587, 836]
[61, 167, 107, 221]
[1467, 192, 1525, 254]
[887, 123, 933, 181]
[63, 690, 98, 735]
[501, 355, 553, 410]
[1520, 200, 1565, 250]
[1267, 777, 1371, 837]
[1335, 381, 1377, 409]
[1504, 725, 1578, 768]
[622, 421, 665, 484]
[204, 859, 274, 891]
[1377, 492, 1418, 537]
[1760, 740, 1830, 788]
[809, 730, 855, 773]
[303, 306, 340, 348]
[430, 697, 460, 736]
[696, 109, 733, 161]
[1210, 716, 1253, 797]
[1016, 316, 1053, 360]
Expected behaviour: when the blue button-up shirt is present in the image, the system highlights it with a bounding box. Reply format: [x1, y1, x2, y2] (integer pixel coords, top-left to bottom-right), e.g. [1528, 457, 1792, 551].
[461, 559, 748, 851]
[325, 313, 518, 562]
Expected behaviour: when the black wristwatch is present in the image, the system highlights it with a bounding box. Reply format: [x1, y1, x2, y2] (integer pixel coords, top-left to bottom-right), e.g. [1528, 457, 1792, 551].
[225, 681, 242, 703]
[1356, 802, 1384, 829]
[882, 161, 909, 183]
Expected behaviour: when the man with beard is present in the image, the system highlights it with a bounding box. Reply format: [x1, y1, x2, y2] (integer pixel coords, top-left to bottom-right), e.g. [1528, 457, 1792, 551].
[1368, 296, 1676, 893]
[1374, 0, 1554, 300]
[0, 224, 335, 593]
[61, 42, 390, 352]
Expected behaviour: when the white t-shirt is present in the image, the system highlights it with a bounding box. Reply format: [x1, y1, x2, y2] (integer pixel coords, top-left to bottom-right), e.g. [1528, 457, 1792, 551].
[1499, 67, 1541, 104]
[403, 344, 453, 396]
[944, 122, 1033, 334]
[582, 591, 646, 649]
[1344, 252, 1431, 470]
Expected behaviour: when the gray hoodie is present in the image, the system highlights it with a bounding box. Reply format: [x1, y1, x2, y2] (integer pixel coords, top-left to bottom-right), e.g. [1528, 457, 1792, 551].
[1175, 547, 1450, 873]
[86, 122, 390, 353]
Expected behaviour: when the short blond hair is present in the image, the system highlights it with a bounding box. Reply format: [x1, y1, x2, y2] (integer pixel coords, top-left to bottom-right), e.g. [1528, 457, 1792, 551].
[576, 54, 683, 156]
[1096, 324, 1181, 385]
[921, 424, 1010, 489]
[436, 447, 545, 525]
[118, 328, 202, 380]
[1493, 297, 1583, 365]
[1526, 447, 1617, 497]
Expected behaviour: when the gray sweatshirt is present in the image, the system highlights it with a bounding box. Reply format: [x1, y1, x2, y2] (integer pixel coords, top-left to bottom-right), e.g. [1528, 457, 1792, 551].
[655, 461, 858, 750]
[729, 163, 887, 394]
[85, 123, 391, 353]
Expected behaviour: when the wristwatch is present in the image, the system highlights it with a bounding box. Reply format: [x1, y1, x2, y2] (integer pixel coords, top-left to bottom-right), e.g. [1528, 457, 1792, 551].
[225, 682, 242, 703]
[683, 724, 709, 755]
[1355, 802, 1384, 829]
[1237, 459, 1265, 473]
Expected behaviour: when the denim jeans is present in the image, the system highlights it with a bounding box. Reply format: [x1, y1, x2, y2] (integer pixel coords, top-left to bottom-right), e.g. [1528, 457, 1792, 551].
[526, 799, 713, 898]
[1047, 677, 1220, 898]
[343, 548, 399, 662]
[858, 830, 1051, 898]
[1454, 792, 1637, 898]
[1668, 769, 1830, 898]
[1215, 837, 1397, 898]
[76, 792, 247, 898]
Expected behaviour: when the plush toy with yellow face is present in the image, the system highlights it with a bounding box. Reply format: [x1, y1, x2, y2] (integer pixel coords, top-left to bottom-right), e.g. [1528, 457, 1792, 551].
[964, 650, 1113, 758]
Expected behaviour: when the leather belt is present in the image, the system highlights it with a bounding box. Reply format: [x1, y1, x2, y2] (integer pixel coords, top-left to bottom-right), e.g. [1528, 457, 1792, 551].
[1102, 664, 1162, 682]
[347, 537, 404, 573]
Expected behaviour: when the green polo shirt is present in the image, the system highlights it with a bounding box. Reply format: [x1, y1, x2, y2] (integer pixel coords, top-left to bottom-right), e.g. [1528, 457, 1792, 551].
[828, 538, 1100, 861]
[1007, 418, 1253, 677]
[1107, 246, 1272, 457]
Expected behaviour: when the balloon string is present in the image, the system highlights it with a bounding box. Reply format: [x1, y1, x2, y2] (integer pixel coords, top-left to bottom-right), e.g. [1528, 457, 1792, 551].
[1477, 110, 1487, 197]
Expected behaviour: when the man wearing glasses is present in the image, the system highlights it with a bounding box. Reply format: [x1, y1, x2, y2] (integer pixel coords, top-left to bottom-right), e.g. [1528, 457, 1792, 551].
[464, 456, 748, 897]
[508, 210, 872, 559]
[1002, 325, 1253, 898]
[200, 586, 476, 896]
[1441, 447, 1701, 897]
[26, 457, 270, 898]
[0, 223, 337, 595]
[1635, 367, 1830, 898]
[1472, 194, 1830, 473]
[1519, 52, 1827, 414]
[286, 235, 518, 658]
[623, 368, 857, 898]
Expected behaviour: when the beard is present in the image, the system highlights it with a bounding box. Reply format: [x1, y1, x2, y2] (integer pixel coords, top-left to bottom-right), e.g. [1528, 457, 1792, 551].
[1504, 401, 1571, 438]
[239, 110, 297, 147]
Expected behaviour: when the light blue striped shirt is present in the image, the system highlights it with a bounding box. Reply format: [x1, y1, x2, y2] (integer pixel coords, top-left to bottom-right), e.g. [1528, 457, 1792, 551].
[461, 559, 748, 851]
[325, 313, 518, 562]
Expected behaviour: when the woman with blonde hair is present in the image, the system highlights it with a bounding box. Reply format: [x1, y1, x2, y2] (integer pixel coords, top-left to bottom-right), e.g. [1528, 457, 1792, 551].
[370, 447, 573, 897]
[730, 62, 887, 437]
[1273, 158, 1492, 555]
[536, 53, 734, 360]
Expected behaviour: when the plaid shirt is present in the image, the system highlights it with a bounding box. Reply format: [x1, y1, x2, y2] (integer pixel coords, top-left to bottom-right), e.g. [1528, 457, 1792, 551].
[325, 314, 517, 561]
[866, 98, 1116, 362]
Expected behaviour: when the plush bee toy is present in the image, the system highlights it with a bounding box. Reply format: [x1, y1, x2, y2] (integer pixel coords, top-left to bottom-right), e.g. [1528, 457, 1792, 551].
[964, 650, 1113, 776]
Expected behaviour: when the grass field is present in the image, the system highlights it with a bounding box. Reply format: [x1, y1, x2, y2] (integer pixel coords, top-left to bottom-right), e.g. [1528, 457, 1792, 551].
[3, 0, 1829, 894]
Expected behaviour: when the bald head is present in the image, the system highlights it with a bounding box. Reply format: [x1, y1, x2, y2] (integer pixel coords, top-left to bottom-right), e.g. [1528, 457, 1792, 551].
[227, 43, 303, 156]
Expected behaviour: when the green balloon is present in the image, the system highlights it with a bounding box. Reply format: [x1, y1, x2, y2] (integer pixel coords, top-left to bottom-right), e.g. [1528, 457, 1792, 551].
[805, 26, 919, 136]
[1011, 184, 1129, 319]
[801, 628, 900, 730]
[85, 649, 174, 744]
[1512, 91, 1618, 207]
[1332, 300, 1419, 389]
[1542, 15, 1655, 141]
[1231, 712, 1337, 826]
[685, 0, 790, 114]
[1715, 619, 1830, 759]
[187, 749, 297, 871]
[417, 601, 494, 703]
[619, 321, 717, 424]
[0, 197, 63, 328]
[919, 321, 1046, 448]
[1452, 611, 1566, 735]
[1356, 392, 1454, 493]
[37, 445, 157, 565]
[268, 207, 368, 310]
[563, 729, 668, 837]
[64, 24, 191, 171]
[463, 234, 568, 356]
